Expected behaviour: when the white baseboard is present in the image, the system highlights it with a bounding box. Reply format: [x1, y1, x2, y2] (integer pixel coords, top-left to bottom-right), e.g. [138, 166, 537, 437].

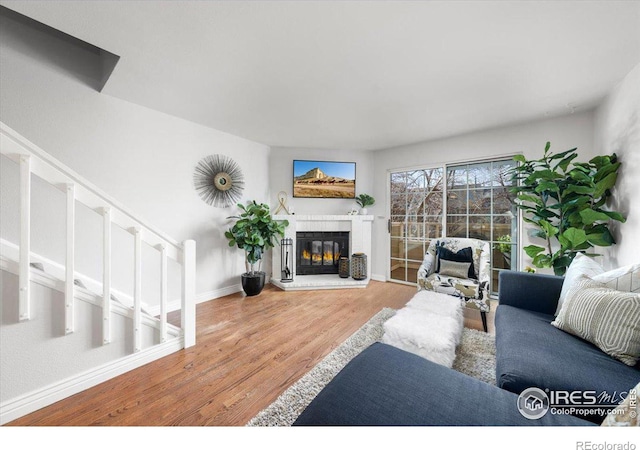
[144, 284, 243, 316]
[196, 284, 243, 304]
[0, 338, 184, 425]
[371, 273, 386, 282]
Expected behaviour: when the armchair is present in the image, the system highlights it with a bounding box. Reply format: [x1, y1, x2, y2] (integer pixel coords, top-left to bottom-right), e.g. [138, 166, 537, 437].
[417, 237, 491, 331]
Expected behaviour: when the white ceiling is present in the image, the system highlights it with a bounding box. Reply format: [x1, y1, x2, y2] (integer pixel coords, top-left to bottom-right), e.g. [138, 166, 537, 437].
[3, 1, 640, 151]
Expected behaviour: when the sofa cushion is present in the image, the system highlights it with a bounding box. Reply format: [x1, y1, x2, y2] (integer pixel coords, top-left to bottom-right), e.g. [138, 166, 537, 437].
[293, 342, 592, 426]
[495, 304, 640, 423]
[552, 275, 640, 366]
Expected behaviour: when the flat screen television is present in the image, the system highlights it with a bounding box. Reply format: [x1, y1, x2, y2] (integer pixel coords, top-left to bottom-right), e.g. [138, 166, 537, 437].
[293, 160, 356, 198]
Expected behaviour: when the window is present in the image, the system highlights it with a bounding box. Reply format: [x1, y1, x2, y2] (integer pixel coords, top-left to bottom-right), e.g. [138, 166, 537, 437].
[445, 159, 518, 295]
[388, 158, 518, 295]
[389, 168, 444, 284]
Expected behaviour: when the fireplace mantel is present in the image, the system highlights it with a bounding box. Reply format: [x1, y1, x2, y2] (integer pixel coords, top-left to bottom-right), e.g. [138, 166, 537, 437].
[271, 215, 373, 290]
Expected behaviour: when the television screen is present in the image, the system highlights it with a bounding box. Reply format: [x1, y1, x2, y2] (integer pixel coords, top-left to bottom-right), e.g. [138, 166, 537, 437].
[293, 160, 356, 198]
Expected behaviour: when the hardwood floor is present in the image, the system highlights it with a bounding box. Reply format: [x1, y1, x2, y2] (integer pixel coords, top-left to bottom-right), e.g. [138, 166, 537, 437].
[7, 280, 495, 426]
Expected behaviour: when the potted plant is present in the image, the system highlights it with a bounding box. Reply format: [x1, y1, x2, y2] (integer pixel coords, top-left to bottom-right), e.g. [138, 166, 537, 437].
[494, 234, 513, 268]
[225, 201, 289, 296]
[509, 142, 625, 276]
[355, 193, 375, 215]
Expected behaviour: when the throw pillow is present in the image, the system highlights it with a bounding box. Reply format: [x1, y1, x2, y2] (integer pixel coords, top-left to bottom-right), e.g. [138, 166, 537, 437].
[436, 246, 476, 279]
[593, 263, 640, 294]
[601, 381, 639, 427]
[556, 253, 605, 316]
[552, 275, 640, 366]
[438, 259, 472, 279]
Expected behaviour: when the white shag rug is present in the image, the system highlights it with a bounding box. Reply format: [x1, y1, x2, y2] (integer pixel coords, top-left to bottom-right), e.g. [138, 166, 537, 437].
[245, 307, 496, 426]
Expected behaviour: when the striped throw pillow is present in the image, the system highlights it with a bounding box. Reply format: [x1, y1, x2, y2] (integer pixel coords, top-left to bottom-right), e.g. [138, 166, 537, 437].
[551, 274, 640, 366]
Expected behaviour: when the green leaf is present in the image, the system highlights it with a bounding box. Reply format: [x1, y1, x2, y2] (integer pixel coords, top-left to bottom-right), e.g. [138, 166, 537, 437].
[586, 230, 615, 247]
[524, 245, 546, 258]
[562, 227, 587, 247]
[553, 153, 578, 172]
[517, 193, 543, 205]
[540, 220, 560, 238]
[564, 185, 594, 196]
[594, 162, 621, 182]
[568, 169, 592, 183]
[535, 181, 560, 194]
[593, 172, 617, 199]
[513, 154, 526, 163]
[579, 208, 613, 225]
[527, 170, 559, 183]
[533, 253, 552, 268]
[603, 211, 626, 223]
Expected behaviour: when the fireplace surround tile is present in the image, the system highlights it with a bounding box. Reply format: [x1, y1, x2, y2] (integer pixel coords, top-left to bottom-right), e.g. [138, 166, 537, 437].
[271, 215, 373, 291]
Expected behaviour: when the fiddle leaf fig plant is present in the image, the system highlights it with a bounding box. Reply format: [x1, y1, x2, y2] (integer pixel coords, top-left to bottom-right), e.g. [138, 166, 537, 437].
[225, 201, 289, 274]
[509, 142, 625, 276]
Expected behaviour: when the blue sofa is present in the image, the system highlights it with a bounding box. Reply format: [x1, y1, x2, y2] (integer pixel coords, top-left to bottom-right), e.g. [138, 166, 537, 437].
[495, 271, 640, 424]
[293, 271, 639, 426]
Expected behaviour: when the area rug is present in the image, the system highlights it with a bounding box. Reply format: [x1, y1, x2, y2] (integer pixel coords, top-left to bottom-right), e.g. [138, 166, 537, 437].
[245, 307, 496, 426]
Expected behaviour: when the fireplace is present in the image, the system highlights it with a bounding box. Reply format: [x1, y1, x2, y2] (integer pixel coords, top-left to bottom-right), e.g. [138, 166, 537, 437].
[296, 231, 349, 275]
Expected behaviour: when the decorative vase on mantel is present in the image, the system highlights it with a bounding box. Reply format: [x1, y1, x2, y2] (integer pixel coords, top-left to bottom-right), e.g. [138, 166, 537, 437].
[360, 208, 368, 215]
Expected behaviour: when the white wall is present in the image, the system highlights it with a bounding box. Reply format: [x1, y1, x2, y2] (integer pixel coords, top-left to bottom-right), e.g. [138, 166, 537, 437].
[269, 146, 375, 216]
[595, 62, 640, 270]
[0, 21, 271, 303]
[371, 111, 597, 278]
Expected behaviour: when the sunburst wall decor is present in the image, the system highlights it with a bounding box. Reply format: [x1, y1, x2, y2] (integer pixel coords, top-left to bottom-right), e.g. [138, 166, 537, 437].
[193, 154, 245, 208]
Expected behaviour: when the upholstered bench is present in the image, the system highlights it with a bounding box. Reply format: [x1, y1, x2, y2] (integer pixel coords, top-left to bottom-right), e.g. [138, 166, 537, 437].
[382, 290, 464, 367]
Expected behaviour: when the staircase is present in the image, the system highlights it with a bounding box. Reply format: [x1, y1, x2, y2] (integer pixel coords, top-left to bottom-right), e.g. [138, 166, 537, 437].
[0, 122, 196, 424]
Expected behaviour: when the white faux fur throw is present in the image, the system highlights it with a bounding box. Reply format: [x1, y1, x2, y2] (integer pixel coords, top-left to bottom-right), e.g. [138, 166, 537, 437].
[405, 290, 464, 325]
[382, 291, 464, 368]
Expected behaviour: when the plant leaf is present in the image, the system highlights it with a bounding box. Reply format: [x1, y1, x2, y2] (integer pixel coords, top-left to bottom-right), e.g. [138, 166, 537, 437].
[594, 172, 617, 199]
[523, 245, 546, 258]
[579, 208, 613, 225]
[562, 227, 587, 248]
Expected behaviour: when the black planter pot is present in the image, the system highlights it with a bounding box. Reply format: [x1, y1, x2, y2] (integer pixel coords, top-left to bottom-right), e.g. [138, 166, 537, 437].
[241, 272, 266, 296]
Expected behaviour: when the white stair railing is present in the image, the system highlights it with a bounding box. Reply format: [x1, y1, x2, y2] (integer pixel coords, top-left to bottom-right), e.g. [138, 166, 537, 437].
[0, 122, 196, 351]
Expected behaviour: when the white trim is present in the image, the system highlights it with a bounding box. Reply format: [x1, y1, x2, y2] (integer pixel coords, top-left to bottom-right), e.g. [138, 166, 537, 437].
[370, 273, 386, 282]
[195, 284, 243, 304]
[0, 338, 184, 425]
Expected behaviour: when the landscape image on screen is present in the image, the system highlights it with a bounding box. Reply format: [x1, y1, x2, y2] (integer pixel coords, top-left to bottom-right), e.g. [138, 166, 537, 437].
[293, 160, 356, 198]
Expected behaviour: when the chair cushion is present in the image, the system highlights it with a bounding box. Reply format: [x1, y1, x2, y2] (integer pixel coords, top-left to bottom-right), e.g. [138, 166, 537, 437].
[423, 273, 489, 311]
[496, 304, 640, 423]
[436, 245, 476, 279]
[439, 259, 473, 279]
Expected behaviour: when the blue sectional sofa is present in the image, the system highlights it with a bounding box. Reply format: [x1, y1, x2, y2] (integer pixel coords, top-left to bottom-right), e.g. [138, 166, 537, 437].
[293, 271, 639, 426]
[495, 271, 640, 424]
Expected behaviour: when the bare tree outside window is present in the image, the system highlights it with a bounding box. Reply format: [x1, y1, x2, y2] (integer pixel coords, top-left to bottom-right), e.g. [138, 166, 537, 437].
[389, 159, 517, 294]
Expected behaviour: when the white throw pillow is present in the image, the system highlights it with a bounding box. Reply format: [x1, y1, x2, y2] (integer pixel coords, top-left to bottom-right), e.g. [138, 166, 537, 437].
[593, 263, 640, 293]
[556, 253, 604, 316]
[552, 275, 640, 366]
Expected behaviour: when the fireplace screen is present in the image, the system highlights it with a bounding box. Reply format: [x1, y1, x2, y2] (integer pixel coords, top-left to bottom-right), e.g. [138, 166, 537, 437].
[297, 231, 349, 275]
